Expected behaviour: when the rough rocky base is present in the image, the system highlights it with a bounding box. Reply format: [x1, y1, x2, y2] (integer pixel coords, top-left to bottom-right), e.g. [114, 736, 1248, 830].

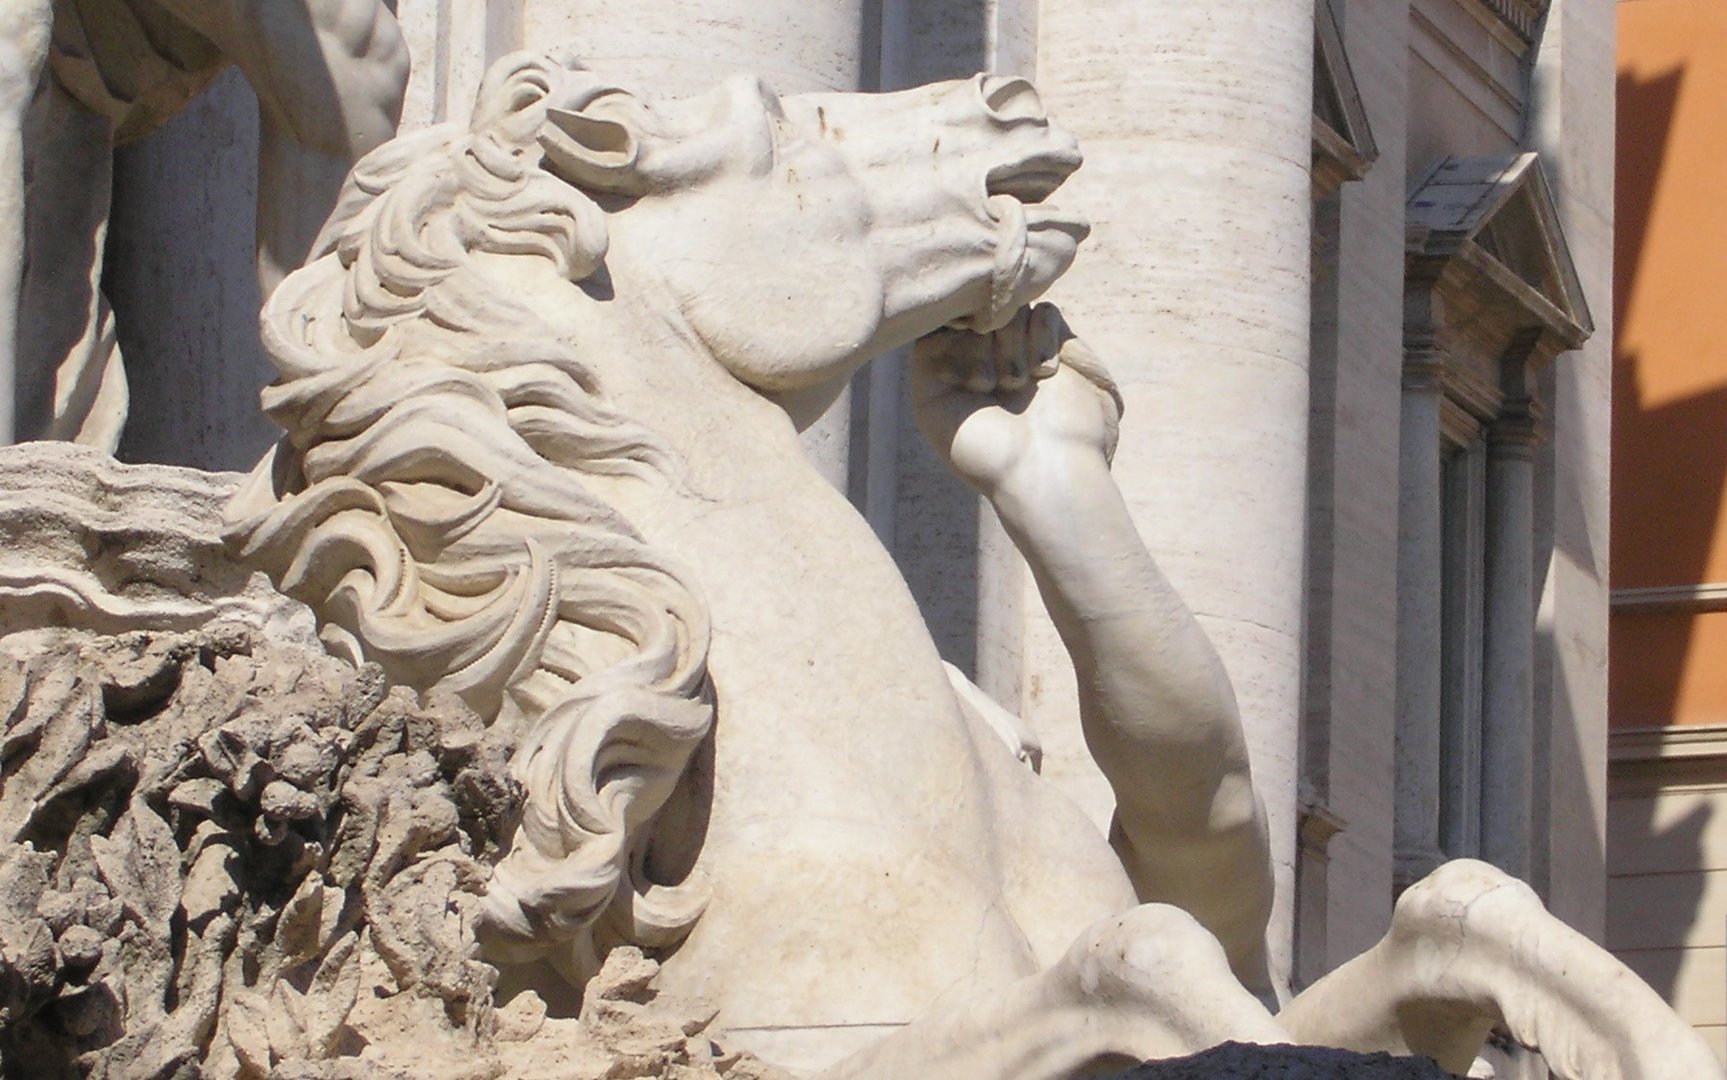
[1113, 1043, 1462, 1080]
[0, 623, 792, 1080]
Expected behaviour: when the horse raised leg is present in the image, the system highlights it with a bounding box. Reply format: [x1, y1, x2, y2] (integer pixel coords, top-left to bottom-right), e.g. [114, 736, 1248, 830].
[1278, 859, 1723, 1080]
[0, 0, 53, 443]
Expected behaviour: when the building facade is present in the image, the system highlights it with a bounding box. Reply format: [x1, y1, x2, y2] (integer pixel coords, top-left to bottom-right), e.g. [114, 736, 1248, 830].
[1609, 0, 1727, 1061]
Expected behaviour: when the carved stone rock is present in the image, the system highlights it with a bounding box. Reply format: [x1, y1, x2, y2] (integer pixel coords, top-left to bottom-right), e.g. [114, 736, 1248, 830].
[0, 443, 310, 640]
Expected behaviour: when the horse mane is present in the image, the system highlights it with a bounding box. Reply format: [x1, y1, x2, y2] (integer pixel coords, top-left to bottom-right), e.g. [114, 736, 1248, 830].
[225, 51, 714, 986]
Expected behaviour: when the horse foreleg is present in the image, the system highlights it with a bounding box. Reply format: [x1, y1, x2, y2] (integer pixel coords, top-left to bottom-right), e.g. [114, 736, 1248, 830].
[0, 0, 53, 443]
[1277, 859, 1722, 1080]
[817, 904, 1289, 1080]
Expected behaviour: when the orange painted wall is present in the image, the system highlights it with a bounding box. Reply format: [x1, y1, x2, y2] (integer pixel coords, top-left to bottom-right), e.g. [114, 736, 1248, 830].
[1613, 0, 1727, 728]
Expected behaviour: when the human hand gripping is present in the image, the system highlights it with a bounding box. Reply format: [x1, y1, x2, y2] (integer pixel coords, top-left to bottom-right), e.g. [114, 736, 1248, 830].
[912, 303, 1123, 505]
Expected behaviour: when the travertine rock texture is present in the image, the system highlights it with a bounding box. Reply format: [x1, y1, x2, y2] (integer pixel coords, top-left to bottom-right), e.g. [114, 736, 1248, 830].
[0, 623, 507, 1077]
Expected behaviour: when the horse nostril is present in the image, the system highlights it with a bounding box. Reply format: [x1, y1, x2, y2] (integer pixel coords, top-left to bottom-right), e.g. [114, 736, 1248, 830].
[980, 76, 1047, 125]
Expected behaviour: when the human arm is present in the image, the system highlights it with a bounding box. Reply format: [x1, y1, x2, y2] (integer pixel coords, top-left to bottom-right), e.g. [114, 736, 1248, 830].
[912, 304, 1274, 993]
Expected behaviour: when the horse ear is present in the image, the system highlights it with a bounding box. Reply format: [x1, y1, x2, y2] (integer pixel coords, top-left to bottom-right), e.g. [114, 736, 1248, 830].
[542, 94, 648, 195]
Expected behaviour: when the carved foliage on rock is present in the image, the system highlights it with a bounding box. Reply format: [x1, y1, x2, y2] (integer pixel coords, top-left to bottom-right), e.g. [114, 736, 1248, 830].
[0, 626, 517, 1078]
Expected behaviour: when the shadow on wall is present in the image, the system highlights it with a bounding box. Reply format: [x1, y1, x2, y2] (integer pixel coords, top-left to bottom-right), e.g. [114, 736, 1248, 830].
[871, 1, 995, 681]
[1610, 63, 1716, 726]
[1608, 796, 1711, 1000]
[1607, 61, 1715, 999]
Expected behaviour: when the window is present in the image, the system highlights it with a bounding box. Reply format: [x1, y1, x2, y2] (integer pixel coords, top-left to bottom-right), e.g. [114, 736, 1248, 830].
[1395, 153, 1590, 884]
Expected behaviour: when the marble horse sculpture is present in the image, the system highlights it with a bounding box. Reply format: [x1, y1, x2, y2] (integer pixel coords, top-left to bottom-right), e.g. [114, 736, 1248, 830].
[224, 50, 1719, 1079]
[0, 0, 408, 447]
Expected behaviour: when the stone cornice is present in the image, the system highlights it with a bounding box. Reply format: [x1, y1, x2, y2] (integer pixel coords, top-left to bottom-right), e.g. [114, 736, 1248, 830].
[1609, 725, 1727, 796]
[1313, 119, 1370, 200]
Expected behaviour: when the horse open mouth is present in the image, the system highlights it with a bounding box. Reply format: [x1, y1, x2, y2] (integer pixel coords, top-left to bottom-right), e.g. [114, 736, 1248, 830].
[984, 150, 1089, 251]
[949, 144, 1089, 332]
[985, 151, 1083, 205]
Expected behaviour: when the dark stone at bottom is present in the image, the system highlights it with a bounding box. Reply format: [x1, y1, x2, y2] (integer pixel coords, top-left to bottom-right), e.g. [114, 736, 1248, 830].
[1109, 1042, 1463, 1080]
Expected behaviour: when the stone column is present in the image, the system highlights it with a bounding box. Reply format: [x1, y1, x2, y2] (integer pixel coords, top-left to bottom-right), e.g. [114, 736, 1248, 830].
[1393, 362, 1446, 885]
[516, 1, 871, 97]
[1438, 436, 1486, 858]
[1480, 402, 1538, 880]
[0, 40, 34, 445]
[3, 2, 56, 445]
[1036, 0, 1315, 990]
[107, 74, 272, 471]
[506, 0, 874, 491]
[0, 107, 25, 445]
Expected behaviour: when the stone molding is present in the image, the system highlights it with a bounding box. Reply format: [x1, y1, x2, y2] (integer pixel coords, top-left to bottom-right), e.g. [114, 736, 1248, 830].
[1611, 582, 1727, 614]
[1611, 724, 1727, 764]
[1311, 0, 1377, 200]
[1609, 725, 1727, 798]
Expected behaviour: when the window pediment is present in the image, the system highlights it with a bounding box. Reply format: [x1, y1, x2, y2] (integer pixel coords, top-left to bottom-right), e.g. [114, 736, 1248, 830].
[1406, 153, 1592, 350]
[1313, 0, 1378, 200]
[1404, 153, 1591, 443]
[1479, 0, 1548, 45]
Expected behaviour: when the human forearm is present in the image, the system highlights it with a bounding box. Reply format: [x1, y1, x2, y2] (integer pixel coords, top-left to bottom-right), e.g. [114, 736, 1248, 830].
[989, 442, 1273, 987]
[911, 311, 1274, 986]
[990, 445, 1251, 816]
